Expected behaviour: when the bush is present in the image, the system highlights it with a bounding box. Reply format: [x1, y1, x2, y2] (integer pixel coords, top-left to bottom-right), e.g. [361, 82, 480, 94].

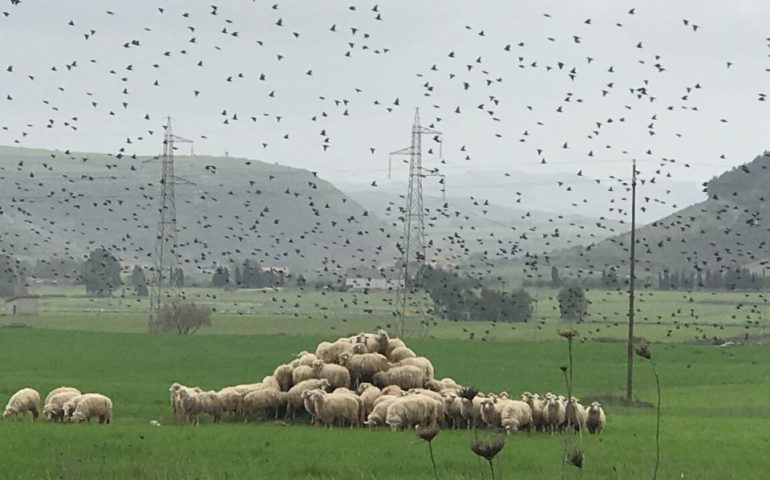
[157, 300, 212, 335]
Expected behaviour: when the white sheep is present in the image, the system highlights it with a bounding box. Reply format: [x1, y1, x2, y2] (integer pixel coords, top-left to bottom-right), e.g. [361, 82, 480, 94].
[396, 356, 435, 379]
[308, 390, 360, 427]
[169, 383, 203, 418]
[217, 387, 244, 417]
[357, 383, 382, 419]
[372, 365, 425, 390]
[380, 385, 405, 396]
[385, 394, 441, 431]
[272, 364, 294, 392]
[295, 351, 319, 367]
[260, 376, 281, 393]
[338, 351, 389, 386]
[44, 386, 80, 406]
[586, 401, 606, 434]
[230, 383, 264, 395]
[387, 346, 416, 363]
[285, 379, 331, 419]
[364, 395, 399, 427]
[564, 397, 587, 432]
[179, 389, 222, 425]
[315, 338, 354, 364]
[242, 388, 286, 420]
[63, 394, 86, 421]
[442, 391, 464, 429]
[383, 337, 407, 357]
[311, 360, 351, 389]
[543, 395, 566, 433]
[3, 388, 40, 421]
[522, 392, 546, 432]
[408, 388, 447, 426]
[460, 393, 487, 430]
[43, 390, 81, 422]
[291, 365, 317, 385]
[71, 393, 113, 424]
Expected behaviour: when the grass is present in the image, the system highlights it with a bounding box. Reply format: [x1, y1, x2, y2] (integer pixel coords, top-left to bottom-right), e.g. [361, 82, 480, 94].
[0, 329, 769, 479]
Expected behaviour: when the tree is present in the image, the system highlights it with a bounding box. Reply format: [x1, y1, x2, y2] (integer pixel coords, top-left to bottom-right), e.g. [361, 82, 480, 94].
[0, 254, 21, 297]
[174, 268, 185, 288]
[557, 285, 588, 322]
[211, 266, 230, 287]
[81, 248, 122, 297]
[131, 266, 149, 297]
[157, 300, 212, 334]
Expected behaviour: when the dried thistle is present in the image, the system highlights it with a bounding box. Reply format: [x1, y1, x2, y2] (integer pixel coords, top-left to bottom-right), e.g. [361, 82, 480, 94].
[417, 425, 440, 443]
[558, 329, 578, 339]
[559, 365, 568, 373]
[470, 436, 505, 461]
[458, 385, 479, 401]
[567, 448, 584, 469]
[635, 343, 652, 360]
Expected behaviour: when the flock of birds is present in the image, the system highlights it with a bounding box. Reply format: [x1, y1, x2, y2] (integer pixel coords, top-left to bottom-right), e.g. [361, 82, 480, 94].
[1, 1, 769, 338]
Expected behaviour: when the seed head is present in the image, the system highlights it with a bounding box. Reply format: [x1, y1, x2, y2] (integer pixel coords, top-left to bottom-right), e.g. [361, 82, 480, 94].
[635, 343, 652, 360]
[558, 329, 578, 339]
[416, 425, 440, 442]
[458, 385, 479, 401]
[470, 436, 505, 461]
[567, 448, 584, 469]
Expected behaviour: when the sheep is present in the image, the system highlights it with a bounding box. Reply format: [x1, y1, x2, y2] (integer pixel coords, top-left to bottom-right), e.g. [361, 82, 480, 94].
[260, 376, 281, 393]
[357, 383, 382, 419]
[301, 389, 320, 424]
[442, 391, 464, 429]
[71, 393, 113, 425]
[63, 394, 86, 421]
[586, 401, 606, 434]
[295, 351, 319, 367]
[480, 398, 532, 432]
[387, 346, 416, 363]
[372, 365, 425, 390]
[310, 360, 351, 389]
[292, 365, 317, 385]
[543, 395, 566, 433]
[169, 384, 203, 417]
[385, 394, 441, 431]
[308, 389, 360, 427]
[380, 385, 405, 396]
[364, 395, 399, 427]
[522, 392, 547, 432]
[408, 388, 447, 425]
[285, 379, 330, 419]
[460, 393, 487, 430]
[338, 351, 389, 386]
[44, 387, 80, 406]
[272, 364, 294, 392]
[565, 397, 588, 432]
[315, 338, 354, 364]
[396, 356, 435, 379]
[179, 389, 222, 425]
[353, 332, 381, 354]
[242, 388, 286, 420]
[217, 387, 244, 418]
[43, 390, 81, 422]
[383, 337, 407, 357]
[3, 388, 40, 421]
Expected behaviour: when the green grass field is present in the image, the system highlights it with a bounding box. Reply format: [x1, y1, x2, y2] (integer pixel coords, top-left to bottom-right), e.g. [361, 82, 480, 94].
[1, 328, 769, 479]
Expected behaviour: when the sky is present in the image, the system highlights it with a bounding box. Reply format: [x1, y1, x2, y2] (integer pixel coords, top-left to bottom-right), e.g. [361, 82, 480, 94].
[1, 0, 769, 218]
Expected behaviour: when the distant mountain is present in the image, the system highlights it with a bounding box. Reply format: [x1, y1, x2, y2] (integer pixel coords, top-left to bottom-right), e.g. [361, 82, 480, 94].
[546, 152, 770, 278]
[0, 146, 396, 275]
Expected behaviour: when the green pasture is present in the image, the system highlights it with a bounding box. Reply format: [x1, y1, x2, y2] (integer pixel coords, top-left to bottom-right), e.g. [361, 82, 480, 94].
[0, 330, 769, 479]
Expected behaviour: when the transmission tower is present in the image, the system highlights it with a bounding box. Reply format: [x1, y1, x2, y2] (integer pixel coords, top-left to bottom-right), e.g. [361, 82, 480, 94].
[148, 117, 192, 332]
[391, 108, 443, 337]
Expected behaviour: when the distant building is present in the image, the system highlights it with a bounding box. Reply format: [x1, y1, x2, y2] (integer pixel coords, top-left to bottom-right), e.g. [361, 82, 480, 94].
[262, 266, 289, 275]
[345, 278, 402, 292]
[5, 295, 39, 316]
[744, 259, 770, 277]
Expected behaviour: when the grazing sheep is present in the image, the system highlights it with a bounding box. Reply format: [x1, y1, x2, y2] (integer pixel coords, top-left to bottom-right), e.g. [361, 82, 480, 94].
[308, 390, 360, 427]
[460, 393, 487, 430]
[169, 384, 204, 418]
[543, 395, 566, 433]
[44, 387, 80, 406]
[480, 397, 532, 432]
[43, 390, 81, 422]
[71, 393, 113, 425]
[217, 387, 244, 418]
[272, 364, 294, 392]
[388, 346, 416, 363]
[285, 379, 331, 419]
[396, 356, 435, 379]
[372, 365, 425, 390]
[63, 394, 87, 421]
[564, 397, 587, 432]
[364, 395, 399, 427]
[3, 388, 40, 421]
[179, 389, 222, 425]
[385, 394, 441, 431]
[522, 392, 547, 432]
[408, 388, 447, 425]
[242, 389, 286, 420]
[311, 360, 351, 389]
[586, 402, 606, 434]
[338, 351, 389, 386]
[315, 338, 354, 364]
[357, 383, 382, 419]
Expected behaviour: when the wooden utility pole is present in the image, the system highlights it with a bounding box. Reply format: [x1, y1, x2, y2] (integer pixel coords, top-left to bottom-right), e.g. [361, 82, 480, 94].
[625, 159, 637, 402]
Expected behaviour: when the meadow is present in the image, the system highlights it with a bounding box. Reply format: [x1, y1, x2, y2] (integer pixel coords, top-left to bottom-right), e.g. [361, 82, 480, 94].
[1, 286, 769, 479]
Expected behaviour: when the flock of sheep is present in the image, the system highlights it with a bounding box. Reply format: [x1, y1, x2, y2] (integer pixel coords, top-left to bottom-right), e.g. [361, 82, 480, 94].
[3, 387, 112, 424]
[169, 330, 607, 434]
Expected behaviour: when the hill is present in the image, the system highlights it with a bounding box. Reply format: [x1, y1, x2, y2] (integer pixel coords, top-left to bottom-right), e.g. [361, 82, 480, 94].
[0, 146, 396, 276]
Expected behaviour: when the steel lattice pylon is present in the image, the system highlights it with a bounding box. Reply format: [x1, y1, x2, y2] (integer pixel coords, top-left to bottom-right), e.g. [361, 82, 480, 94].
[391, 108, 442, 337]
[148, 117, 185, 332]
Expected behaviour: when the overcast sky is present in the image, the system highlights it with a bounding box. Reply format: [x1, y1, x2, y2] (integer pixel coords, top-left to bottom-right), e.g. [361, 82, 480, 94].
[1, 0, 769, 198]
